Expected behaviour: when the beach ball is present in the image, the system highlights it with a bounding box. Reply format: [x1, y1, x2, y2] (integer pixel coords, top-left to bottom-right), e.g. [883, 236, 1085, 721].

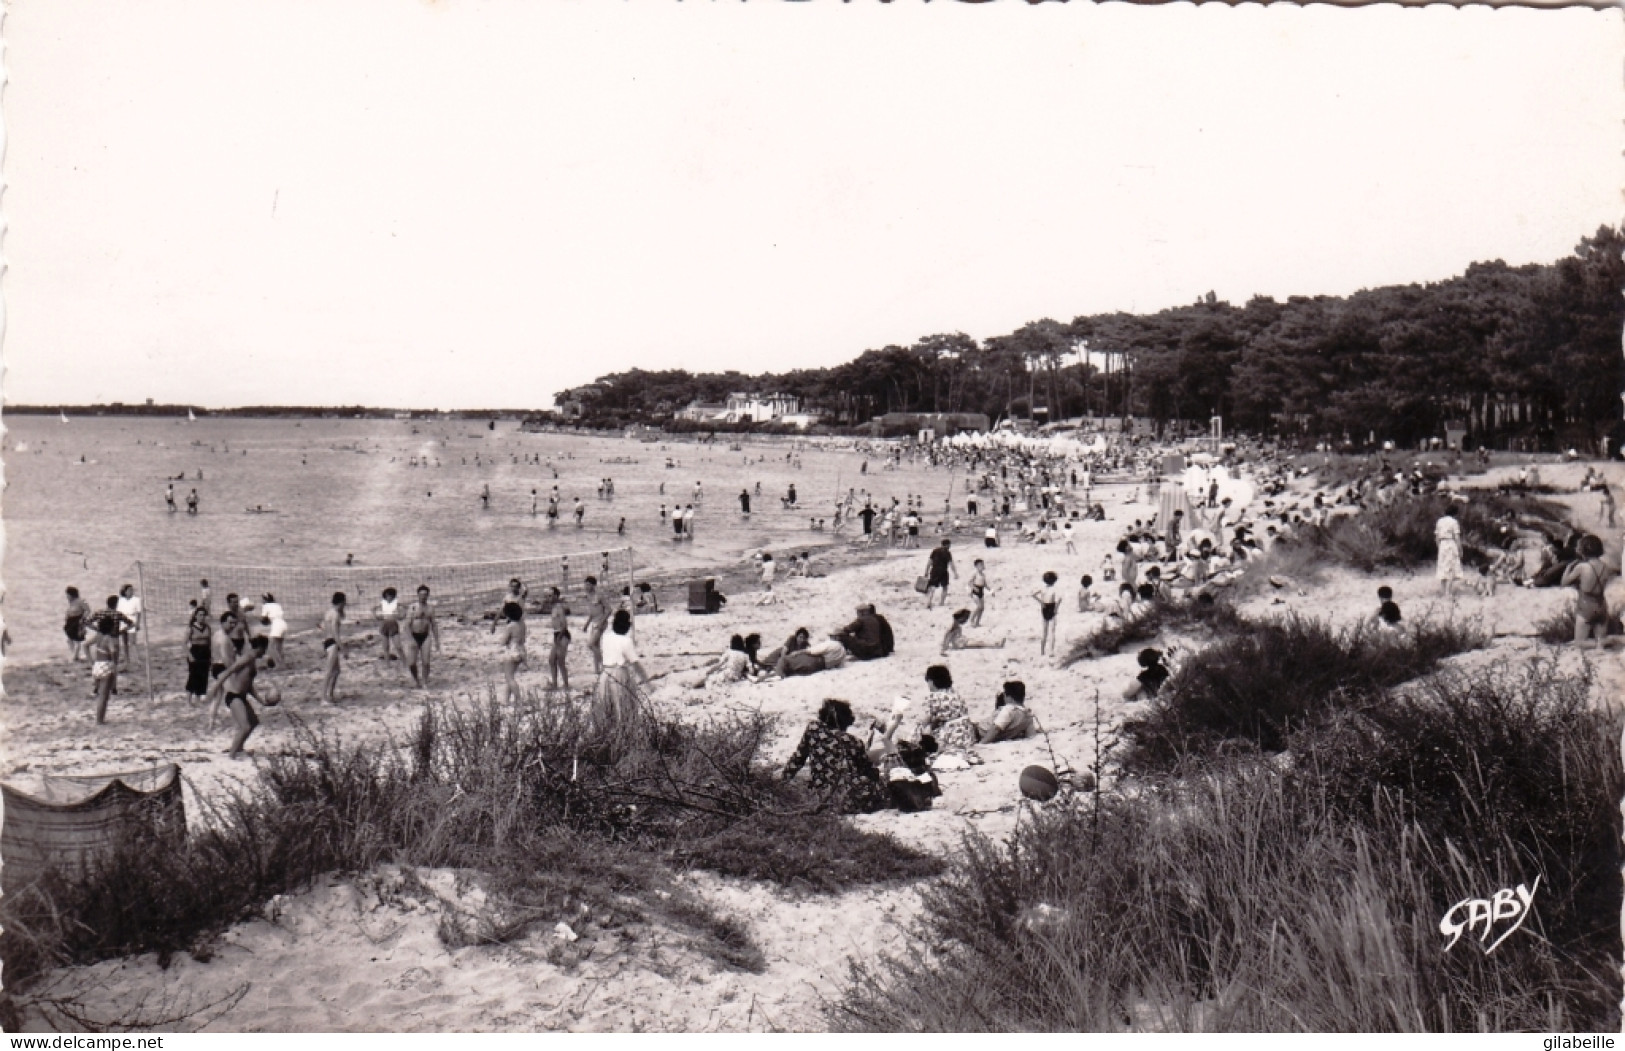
[259, 684, 282, 707]
[1019, 765, 1060, 802]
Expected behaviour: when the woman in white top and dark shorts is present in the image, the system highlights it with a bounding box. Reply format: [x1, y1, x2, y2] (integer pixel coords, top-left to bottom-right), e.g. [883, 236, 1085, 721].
[375, 588, 402, 662]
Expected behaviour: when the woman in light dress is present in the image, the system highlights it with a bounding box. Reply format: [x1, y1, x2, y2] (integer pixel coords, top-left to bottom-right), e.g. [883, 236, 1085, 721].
[592, 610, 650, 743]
[1434, 506, 1464, 597]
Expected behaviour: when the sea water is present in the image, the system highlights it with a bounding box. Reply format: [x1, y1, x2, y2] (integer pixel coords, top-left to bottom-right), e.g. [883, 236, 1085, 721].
[2, 417, 954, 663]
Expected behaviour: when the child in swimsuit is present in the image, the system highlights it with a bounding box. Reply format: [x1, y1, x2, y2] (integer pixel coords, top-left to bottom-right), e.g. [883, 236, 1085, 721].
[1033, 571, 1060, 657]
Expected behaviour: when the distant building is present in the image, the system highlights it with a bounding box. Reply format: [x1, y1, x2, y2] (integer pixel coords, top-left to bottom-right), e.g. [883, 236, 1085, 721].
[675, 400, 730, 423]
[724, 392, 799, 424]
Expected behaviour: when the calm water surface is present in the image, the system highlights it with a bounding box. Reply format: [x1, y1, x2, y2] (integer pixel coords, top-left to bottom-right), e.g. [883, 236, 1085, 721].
[3, 417, 952, 663]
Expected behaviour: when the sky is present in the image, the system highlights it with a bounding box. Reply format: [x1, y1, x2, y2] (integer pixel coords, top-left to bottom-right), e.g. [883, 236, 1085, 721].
[3, 1, 1621, 411]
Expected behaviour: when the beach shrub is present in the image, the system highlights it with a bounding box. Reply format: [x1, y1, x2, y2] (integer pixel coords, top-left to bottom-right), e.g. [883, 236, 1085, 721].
[1121, 614, 1483, 770]
[1297, 491, 1568, 573]
[834, 661, 1621, 1032]
[0, 689, 937, 1000]
[673, 812, 943, 892]
[1061, 596, 1244, 667]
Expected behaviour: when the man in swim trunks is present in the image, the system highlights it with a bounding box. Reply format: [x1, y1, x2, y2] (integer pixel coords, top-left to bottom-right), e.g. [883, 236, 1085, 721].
[581, 575, 614, 675]
[400, 585, 438, 687]
[64, 586, 89, 661]
[574, 499, 585, 527]
[321, 592, 345, 704]
[210, 635, 267, 758]
[546, 586, 571, 691]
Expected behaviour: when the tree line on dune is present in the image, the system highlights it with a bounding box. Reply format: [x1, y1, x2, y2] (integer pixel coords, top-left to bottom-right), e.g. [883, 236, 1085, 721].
[561, 226, 1625, 450]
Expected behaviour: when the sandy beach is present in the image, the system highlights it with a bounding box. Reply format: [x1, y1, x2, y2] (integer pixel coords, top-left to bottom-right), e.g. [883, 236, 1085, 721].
[4, 458, 1621, 1032]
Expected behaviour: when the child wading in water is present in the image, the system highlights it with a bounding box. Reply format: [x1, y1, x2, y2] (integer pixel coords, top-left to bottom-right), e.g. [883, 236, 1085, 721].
[1033, 571, 1060, 657]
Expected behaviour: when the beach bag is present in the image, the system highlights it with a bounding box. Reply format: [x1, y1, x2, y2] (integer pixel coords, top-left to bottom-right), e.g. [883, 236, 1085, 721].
[914, 575, 930, 594]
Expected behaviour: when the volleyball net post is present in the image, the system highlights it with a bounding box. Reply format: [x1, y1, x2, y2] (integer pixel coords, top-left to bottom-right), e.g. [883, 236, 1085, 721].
[137, 560, 155, 702]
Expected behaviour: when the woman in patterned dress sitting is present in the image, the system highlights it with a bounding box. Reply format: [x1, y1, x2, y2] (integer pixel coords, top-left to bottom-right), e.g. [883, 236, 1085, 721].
[782, 698, 888, 814]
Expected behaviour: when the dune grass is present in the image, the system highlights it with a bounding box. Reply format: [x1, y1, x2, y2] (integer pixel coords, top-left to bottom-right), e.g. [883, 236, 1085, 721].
[0, 687, 941, 1006]
[1061, 595, 1245, 667]
[1121, 613, 1485, 770]
[1287, 490, 1568, 574]
[834, 658, 1620, 1032]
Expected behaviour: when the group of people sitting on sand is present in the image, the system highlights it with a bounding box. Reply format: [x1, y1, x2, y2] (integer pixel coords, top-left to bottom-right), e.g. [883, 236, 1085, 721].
[687, 603, 896, 687]
[778, 668, 1041, 813]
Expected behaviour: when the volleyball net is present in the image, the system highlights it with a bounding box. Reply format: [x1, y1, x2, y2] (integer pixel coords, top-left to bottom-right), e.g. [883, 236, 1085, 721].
[124, 546, 638, 635]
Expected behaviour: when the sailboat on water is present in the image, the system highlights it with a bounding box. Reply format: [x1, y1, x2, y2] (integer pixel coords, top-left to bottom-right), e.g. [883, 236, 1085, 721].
[188, 408, 196, 422]
[59, 410, 69, 424]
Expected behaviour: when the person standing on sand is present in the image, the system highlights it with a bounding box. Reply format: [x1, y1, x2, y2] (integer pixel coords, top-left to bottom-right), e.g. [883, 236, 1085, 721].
[375, 588, 404, 663]
[87, 600, 129, 725]
[545, 586, 571, 692]
[740, 489, 751, 517]
[64, 586, 90, 661]
[924, 538, 956, 609]
[968, 559, 989, 626]
[320, 592, 345, 704]
[1561, 534, 1612, 650]
[184, 606, 213, 705]
[165, 483, 176, 513]
[582, 575, 614, 674]
[496, 601, 527, 704]
[574, 498, 585, 528]
[403, 585, 439, 687]
[1434, 505, 1464, 598]
[260, 593, 287, 668]
[590, 610, 650, 749]
[1033, 571, 1060, 656]
[116, 585, 142, 664]
[209, 636, 267, 759]
[186, 489, 199, 514]
[758, 552, 777, 605]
